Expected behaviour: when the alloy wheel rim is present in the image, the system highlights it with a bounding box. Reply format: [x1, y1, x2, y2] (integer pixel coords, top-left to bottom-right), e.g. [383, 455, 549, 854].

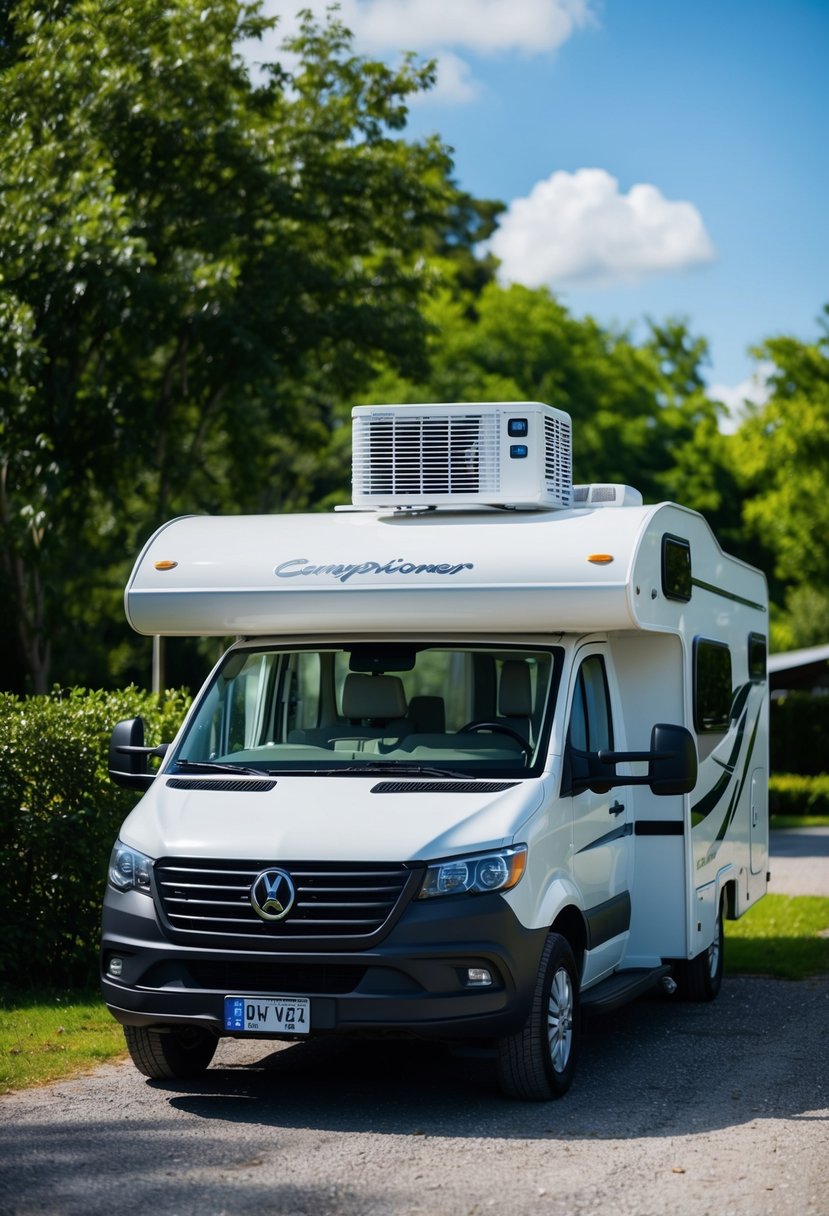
[546, 967, 574, 1073]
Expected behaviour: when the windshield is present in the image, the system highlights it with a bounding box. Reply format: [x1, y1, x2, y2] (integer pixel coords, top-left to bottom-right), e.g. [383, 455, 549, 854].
[172, 643, 562, 777]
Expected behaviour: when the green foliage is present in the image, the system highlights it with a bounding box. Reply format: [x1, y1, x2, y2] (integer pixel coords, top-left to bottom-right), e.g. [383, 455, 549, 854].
[360, 283, 734, 522]
[771, 585, 829, 652]
[0, 687, 190, 987]
[1, 0, 825, 698]
[0, 0, 477, 692]
[768, 773, 829, 816]
[735, 309, 829, 592]
[770, 693, 829, 777]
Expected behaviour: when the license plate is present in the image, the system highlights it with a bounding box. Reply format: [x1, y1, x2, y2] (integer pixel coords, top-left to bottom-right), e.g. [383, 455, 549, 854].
[224, 995, 310, 1034]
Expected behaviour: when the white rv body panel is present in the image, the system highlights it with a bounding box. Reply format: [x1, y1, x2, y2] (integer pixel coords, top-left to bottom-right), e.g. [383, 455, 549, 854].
[123, 501, 764, 640]
[118, 773, 546, 863]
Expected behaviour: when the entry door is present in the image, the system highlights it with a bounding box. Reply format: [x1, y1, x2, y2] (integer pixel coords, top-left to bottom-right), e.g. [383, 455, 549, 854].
[565, 651, 633, 967]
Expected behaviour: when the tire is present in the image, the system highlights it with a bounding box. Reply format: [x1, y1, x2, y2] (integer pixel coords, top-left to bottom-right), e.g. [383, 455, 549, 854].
[676, 895, 725, 1002]
[124, 1024, 218, 1079]
[497, 933, 580, 1101]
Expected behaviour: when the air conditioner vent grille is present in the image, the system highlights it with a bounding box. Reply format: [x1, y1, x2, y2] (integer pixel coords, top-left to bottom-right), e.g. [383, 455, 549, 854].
[353, 413, 499, 499]
[544, 415, 572, 499]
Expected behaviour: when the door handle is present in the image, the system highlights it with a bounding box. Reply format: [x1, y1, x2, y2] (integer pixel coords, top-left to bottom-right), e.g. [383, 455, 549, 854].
[609, 800, 625, 816]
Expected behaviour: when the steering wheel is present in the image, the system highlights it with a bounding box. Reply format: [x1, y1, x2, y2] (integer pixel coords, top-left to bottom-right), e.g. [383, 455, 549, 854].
[457, 721, 532, 760]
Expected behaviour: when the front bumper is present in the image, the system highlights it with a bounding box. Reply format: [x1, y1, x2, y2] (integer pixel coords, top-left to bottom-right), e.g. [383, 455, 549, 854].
[100, 885, 547, 1041]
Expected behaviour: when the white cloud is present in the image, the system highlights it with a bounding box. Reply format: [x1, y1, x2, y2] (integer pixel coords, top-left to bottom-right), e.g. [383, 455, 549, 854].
[334, 0, 595, 55]
[486, 168, 716, 289]
[246, 2, 595, 101]
[410, 51, 482, 105]
[710, 362, 773, 433]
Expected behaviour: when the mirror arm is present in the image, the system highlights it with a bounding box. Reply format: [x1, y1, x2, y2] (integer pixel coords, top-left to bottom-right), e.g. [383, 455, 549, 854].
[114, 743, 168, 757]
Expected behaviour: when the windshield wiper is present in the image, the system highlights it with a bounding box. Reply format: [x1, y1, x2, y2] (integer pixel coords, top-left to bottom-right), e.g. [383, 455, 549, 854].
[174, 759, 273, 777]
[285, 762, 478, 778]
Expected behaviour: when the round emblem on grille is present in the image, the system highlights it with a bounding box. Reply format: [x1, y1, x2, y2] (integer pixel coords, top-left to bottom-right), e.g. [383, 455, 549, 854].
[250, 868, 296, 922]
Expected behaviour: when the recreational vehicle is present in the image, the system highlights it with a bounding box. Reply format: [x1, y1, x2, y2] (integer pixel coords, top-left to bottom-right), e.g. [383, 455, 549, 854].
[102, 402, 769, 1099]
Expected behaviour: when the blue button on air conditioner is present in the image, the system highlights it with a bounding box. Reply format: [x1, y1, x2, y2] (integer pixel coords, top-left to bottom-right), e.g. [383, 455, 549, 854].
[510, 444, 528, 459]
[508, 418, 529, 437]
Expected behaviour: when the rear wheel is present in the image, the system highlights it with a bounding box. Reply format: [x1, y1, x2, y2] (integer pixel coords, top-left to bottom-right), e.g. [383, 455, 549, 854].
[497, 933, 580, 1101]
[676, 895, 725, 1001]
[124, 1024, 218, 1079]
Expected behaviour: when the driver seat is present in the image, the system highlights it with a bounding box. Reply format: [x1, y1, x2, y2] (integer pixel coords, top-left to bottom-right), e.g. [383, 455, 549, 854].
[498, 660, 533, 745]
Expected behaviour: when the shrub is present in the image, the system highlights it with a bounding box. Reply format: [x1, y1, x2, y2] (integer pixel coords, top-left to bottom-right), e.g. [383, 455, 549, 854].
[768, 773, 829, 817]
[0, 688, 190, 989]
[770, 692, 829, 776]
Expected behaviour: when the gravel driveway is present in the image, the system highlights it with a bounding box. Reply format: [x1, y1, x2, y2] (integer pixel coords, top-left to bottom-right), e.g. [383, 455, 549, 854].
[0, 832, 826, 1216]
[769, 826, 829, 897]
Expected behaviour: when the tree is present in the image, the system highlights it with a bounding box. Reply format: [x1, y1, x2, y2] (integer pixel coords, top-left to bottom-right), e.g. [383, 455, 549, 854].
[0, 0, 479, 691]
[359, 281, 736, 516]
[734, 308, 829, 617]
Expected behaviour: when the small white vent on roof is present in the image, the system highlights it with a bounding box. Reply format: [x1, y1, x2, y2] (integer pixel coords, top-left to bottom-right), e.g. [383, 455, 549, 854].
[351, 402, 572, 510]
[572, 484, 643, 508]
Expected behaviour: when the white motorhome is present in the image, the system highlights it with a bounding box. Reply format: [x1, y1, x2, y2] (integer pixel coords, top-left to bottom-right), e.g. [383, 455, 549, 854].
[103, 402, 769, 1100]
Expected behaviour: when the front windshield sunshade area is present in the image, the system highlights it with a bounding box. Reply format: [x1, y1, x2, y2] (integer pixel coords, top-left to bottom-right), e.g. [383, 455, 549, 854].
[173, 644, 561, 776]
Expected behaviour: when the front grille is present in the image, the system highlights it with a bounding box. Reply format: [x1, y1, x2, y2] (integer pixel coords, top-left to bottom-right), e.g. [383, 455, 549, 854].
[154, 858, 418, 948]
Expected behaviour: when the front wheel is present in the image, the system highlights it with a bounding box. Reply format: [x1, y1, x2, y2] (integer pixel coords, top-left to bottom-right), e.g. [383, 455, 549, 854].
[497, 933, 580, 1101]
[124, 1024, 218, 1079]
[675, 895, 725, 1002]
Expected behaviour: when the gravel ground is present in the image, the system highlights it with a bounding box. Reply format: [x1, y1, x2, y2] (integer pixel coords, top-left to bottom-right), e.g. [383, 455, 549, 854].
[768, 827, 829, 897]
[0, 975, 827, 1216]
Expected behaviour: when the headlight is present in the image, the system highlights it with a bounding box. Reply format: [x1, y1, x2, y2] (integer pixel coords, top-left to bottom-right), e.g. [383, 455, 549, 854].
[418, 845, 527, 900]
[108, 841, 153, 894]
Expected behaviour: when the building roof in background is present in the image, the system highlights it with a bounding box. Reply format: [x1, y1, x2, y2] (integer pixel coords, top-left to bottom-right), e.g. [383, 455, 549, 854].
[768, 644, 829, 674]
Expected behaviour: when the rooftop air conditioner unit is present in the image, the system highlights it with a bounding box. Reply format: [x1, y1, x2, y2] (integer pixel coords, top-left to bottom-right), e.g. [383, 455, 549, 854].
[351, 402, 572, 510]
[572, 484, 644, 509]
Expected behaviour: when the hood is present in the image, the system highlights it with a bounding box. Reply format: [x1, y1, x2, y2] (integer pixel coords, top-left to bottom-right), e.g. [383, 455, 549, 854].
[118, 775, 546, 863]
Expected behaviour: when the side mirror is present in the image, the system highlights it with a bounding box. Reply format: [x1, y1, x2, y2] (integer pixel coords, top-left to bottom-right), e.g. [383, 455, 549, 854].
[109, 718, 167, 791]
[570, 722, 698, 797]
[646, 723, 698, 795]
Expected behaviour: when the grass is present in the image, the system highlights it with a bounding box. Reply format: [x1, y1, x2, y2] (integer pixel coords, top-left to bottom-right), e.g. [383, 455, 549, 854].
[2, 892, 828, 1094]
[0, 990, 125, 1094]
[770, 814, 829, 829]
[725, 894, 829, 980]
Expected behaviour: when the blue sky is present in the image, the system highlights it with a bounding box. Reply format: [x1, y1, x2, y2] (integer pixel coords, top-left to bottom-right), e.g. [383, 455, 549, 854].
[254, 1, 829, 415]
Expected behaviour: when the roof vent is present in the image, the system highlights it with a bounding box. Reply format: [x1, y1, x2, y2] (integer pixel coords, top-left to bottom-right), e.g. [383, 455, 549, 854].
[572, 484, 644, 508]
[351, 402, 572, 510]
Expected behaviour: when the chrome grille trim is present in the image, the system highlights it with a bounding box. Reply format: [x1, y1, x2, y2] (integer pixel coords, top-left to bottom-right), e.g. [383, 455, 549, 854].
[154, 858, 417, 947]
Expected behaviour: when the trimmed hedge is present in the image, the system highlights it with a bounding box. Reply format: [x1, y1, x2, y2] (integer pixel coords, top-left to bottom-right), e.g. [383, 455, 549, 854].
[770, 692, 829, 776]
[0, 688, 190, 989]
[769, 773, 829, 817]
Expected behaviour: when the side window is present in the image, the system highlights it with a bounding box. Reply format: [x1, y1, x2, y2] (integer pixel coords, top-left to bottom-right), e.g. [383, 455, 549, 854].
[662, 534, 692, 602]
[694, 639, 732, 733]
[569, 655, 614, 752]
[748, 632, 767, 681]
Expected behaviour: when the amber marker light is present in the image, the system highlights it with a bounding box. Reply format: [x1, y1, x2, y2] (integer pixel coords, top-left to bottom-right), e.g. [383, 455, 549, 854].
[154, 560, 178, 571]
[588, 554, 614, 565]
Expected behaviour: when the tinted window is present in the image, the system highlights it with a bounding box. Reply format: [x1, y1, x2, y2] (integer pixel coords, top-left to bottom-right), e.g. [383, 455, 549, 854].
[694, 640, 732, 733]
[662, 535, 692, 602]
[748, 633, 767, 681]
